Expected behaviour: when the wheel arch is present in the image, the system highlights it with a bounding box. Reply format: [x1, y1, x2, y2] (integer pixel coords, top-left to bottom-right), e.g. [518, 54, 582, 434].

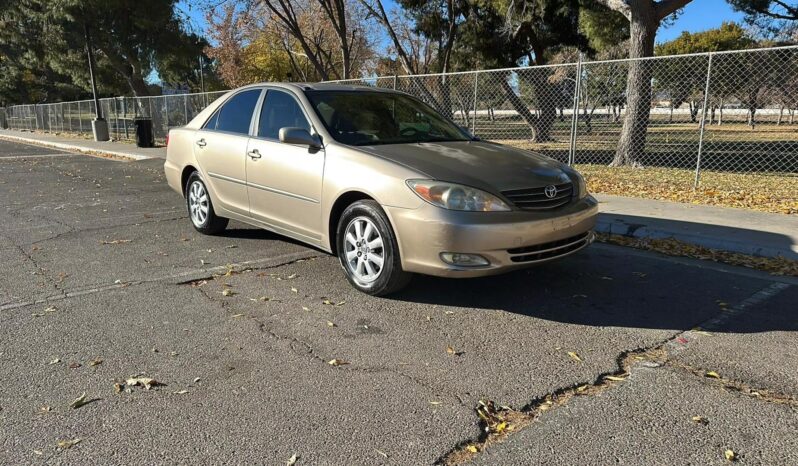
[181, 165, 199, 197]
[328, 191, 376, 255]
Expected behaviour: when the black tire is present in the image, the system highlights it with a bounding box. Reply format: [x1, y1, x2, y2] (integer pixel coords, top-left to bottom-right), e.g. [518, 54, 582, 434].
[185, 172, 228, 235]
[337, 200, 412, 296]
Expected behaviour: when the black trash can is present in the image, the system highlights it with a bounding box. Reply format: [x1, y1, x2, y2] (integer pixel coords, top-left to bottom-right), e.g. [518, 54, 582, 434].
[134, 118, 154, 148]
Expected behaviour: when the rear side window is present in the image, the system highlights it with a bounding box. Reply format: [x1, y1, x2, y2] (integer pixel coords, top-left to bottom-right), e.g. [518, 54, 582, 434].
[213, 89, 262, 135]
[258, 90, 311, 140]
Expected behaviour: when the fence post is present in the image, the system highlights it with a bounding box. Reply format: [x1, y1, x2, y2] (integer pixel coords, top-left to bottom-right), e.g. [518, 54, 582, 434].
[393, 75, 397, 90]
[184, 94, 189, 125]
[79, 102, 84, 135]
[694, 52, 713, 189]
[122, 98, 129, 140]
[471, 72, 479, 134]
[568, 54, 583, 166]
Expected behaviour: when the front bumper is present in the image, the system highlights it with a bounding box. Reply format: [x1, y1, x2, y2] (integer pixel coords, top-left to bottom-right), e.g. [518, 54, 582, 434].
[384, 195, 598, 278]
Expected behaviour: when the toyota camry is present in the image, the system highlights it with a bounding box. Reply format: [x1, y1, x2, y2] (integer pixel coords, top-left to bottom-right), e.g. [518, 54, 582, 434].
[164, 83, 597, 295]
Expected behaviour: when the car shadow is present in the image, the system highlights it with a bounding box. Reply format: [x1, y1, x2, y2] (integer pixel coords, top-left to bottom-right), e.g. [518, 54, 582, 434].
[388, 245, 797, 334]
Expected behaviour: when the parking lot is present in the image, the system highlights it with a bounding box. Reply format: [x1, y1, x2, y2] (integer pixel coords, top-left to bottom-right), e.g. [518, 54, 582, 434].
[1, 139, 796, 465]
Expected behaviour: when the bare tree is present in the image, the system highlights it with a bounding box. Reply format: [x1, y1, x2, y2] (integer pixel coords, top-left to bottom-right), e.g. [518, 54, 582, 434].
[595, 0, 693, 166]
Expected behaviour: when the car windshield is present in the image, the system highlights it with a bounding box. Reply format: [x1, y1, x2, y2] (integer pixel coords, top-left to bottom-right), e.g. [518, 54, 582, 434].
[305, 90, 471, 146]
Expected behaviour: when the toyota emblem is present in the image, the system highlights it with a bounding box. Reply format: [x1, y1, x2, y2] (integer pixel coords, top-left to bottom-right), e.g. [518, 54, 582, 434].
[544, 185, 558, 199]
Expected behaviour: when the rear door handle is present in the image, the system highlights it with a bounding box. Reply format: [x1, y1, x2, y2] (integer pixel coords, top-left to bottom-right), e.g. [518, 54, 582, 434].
[248, 149, 261, 159]
[196, 139, 207, 148]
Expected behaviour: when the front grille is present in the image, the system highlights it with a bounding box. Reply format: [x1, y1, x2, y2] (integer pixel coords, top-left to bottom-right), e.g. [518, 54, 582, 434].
[507, 231, 592, 263]
[501, 182, 573, 210]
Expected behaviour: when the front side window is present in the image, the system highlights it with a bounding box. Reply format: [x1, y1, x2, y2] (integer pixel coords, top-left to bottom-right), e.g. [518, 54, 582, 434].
[305, 90, 470, 146]
[258, 89, 311, 140]
[213, 89, 262, 135]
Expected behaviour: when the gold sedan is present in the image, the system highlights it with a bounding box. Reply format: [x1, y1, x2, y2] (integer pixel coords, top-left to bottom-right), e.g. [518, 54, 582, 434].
[164, 83, 597, 295]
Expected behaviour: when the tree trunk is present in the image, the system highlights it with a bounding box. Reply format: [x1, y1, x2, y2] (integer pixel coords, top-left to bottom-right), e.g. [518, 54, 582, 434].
[749, 107, 756, 129]
[611, 5, 658, 167]
[777, 105, 784, 125]
[790, 108, 795, 125]
[668, 104, 673, 123]
[718, 98, 723, 125]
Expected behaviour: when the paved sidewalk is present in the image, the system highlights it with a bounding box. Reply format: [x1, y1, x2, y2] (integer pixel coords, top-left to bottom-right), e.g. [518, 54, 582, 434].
[0, 128, 165, 160]
[596, 194, 798, 260]
[1, 128, 794, 260]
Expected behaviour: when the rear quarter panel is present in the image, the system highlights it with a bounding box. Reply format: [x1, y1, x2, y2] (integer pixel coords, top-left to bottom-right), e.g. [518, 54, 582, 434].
[164, 127, 199, 195]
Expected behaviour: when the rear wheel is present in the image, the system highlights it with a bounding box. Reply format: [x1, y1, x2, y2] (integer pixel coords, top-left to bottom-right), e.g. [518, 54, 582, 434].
[337, 200, 411, 296]
[186, 172, 228, 235]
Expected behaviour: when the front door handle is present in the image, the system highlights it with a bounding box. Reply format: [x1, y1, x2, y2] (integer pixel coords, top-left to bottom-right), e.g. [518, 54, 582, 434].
[248, 149, 261, 160]
[196, 138, 207, 148]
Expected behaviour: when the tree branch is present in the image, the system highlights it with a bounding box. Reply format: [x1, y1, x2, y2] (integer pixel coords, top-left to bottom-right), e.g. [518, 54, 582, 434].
[655, 0, 692, 21]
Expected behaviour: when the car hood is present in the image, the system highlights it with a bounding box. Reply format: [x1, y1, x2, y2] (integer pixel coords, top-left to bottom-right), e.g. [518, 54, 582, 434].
[356, 140, 572, 195]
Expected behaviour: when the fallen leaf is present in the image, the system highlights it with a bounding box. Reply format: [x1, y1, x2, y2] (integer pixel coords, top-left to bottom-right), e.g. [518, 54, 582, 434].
[335, 301, 346, 306]
[68, 362, 81, 369]
[446, 345, 457, 355]
[231, 314, 245, 318]
[56, 438, 81, 450]
[287, 454, 299, 465]
[49, 358, 61, 365]
[495, 421, 508, 433]
[174, 390, 189, 395]
[724, 449, 737, 461]
[706, 371, 721, 379]
[221, 289, 234, 297]
[44, 306, 57, 313]
[125, 377, 162, 390]
[604, 375, 626, 382]
[322, 299, 332, 305]
[89, 358, 103, 367]
[576, 385, 589, 392]
[326, 321, 336, 327]
[69, 393, 91, 409]
[100, 239, 132, 245]
[328, 359, 348, 367]
[466, 445, 479, 453]
[302, 306, 310, 312]
[39, 406, 52, 413]
[375, 449, 388, 458]
[291, 287, 298, 293]
[676, 337, 689, 344]
[287, 273, 297, 279]
[567, 351, 582, 362]
[429, 401, 442, 405]
[692, 415, 708, 425]
[113, 383, 123, 393]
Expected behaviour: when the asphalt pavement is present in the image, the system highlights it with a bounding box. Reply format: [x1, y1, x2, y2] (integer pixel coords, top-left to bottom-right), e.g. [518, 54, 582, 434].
[0, 140, 796, 465]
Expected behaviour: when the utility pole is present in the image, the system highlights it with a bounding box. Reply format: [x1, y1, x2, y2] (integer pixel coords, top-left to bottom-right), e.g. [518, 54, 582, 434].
[199, 55, 207, 107]
[84, 23, 109, 141]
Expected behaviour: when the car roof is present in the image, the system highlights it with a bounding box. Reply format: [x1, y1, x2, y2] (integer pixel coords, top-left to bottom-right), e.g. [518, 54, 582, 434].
[239, 82, 401, 94]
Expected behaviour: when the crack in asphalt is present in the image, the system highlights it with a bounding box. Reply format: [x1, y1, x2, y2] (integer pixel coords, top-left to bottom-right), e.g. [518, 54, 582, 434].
[192, 272, 469, 408]
[436, 281, 792, 465]
[0, 251, 321, 312]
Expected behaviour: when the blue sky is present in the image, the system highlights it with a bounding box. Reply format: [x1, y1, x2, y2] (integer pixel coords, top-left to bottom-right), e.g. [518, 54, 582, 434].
[177, 0, 746, 48]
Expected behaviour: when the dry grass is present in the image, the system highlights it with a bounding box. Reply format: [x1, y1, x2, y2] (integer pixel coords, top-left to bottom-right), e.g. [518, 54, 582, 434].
[578, 165, 798, 215]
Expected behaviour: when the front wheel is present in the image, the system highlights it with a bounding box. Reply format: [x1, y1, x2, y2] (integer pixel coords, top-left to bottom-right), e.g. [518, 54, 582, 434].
[337, 200, 412, 296]
[185, 172, 228, 235]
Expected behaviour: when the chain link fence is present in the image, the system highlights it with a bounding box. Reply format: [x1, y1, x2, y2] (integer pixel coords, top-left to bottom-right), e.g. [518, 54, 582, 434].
[1, 91, 227, 144]
[1, 46, 796, 204]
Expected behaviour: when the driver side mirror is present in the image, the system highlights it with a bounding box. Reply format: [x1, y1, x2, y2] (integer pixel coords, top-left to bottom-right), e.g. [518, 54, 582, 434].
[279, 127, 322, 149]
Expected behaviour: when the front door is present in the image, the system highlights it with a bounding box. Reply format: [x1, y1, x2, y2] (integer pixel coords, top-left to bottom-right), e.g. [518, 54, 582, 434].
[193, 88, 263, 216]
[246, 89, 324, 243]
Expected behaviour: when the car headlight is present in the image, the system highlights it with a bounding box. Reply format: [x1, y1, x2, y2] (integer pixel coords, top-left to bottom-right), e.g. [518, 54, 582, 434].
[573, 172, 587, 199]
[406, 180, 511, 212]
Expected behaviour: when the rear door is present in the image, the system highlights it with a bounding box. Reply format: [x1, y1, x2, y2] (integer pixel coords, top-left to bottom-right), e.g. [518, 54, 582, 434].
[245, 88, 324, 242]
[193, 88, 263, 216]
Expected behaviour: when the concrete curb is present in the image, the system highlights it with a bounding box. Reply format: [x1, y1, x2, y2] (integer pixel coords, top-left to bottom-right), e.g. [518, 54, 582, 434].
[0, 132, 155, 161]
[596, 214, 798, 261]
